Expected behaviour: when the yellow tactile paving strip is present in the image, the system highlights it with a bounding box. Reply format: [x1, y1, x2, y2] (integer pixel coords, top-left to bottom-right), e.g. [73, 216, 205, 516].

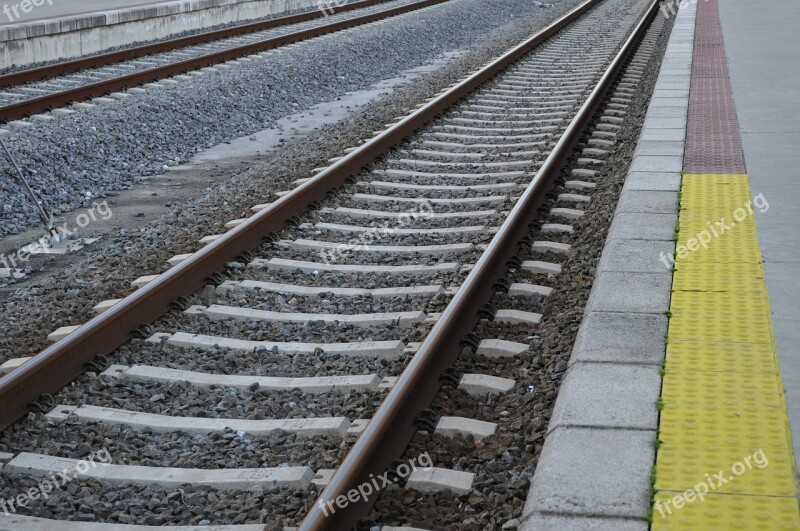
[652, 174, 800, 529]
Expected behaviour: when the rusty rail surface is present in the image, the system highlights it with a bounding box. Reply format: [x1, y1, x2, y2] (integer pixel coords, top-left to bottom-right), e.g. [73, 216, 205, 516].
[0, 0, 396, 90]
[300, 0, 661, 527]
[0, 0, 450, 123]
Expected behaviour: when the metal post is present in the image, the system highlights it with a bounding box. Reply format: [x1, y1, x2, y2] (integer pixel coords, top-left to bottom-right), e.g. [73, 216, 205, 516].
[0, 136, 57, 237]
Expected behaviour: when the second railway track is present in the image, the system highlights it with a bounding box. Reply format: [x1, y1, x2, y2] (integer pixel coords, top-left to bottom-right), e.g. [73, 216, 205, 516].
[0, 0, 449, 123]
[0, 0, 668, 527]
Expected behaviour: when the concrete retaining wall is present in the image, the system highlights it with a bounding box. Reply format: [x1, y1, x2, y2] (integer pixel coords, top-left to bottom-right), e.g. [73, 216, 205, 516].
[0, 0, 322, 68]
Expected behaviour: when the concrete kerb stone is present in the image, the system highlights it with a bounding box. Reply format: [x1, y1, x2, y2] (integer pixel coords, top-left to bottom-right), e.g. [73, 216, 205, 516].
[585, 272, 672, 314]
[597, 239, 675, 274]
[616, 190, 679, 214]
[607, 212, 677, 241]
[520, 427, 655, 519]
[622, 171, 681, 192]
[519, 514, 648, 531]
[568, 312, 668, 366]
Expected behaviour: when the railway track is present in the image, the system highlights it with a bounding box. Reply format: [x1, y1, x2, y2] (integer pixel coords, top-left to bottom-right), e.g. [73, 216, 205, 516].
[0, 0, 665, 527]
[0, 0, 449, 123]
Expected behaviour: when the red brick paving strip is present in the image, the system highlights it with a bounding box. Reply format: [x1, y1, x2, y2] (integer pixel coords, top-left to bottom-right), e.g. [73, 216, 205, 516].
[684, 0, 747, 174]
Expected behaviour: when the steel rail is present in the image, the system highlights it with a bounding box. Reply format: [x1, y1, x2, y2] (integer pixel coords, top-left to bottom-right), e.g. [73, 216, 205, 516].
[0, 0, 396, 90]
[300, 0, 661, 527]
[0, 0, 450, 123]
[0, 0, 597, 434]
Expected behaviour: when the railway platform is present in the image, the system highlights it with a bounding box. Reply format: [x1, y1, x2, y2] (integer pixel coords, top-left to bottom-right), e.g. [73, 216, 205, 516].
[0, 0, 322, 67]
[521, 0, 800, 529]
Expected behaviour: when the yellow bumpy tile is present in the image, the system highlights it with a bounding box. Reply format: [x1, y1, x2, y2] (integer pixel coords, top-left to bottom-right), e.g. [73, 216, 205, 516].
[665, 341, 778, 373]
[659, 405, 792, 449]
[672, 264, 766, 293]
[655, 444, 798, 497]
[652, 492, 800, 530]
[668, 313, 774, 344]
[662, 370, 785, 410]
[670, 291, 771, 317]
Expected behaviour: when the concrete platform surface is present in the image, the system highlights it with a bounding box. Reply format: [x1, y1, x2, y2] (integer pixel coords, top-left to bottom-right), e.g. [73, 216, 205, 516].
[719, 0, 800, 470]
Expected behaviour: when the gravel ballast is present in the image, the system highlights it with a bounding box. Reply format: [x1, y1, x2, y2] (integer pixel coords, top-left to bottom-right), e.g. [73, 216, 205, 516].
[0, 0, 572, 237]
